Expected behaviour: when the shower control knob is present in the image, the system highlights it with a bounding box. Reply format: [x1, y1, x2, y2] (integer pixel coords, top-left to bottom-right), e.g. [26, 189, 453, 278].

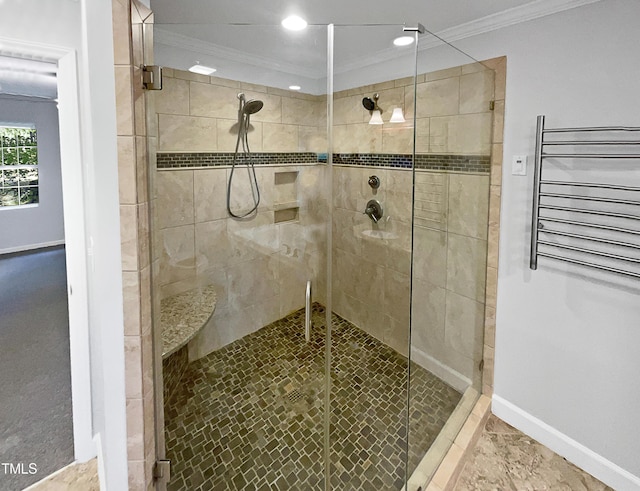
[368, 175, 381, 189]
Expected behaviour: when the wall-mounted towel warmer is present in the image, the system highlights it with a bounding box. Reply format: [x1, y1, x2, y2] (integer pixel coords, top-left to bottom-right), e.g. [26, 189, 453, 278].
[530, 115, 640, 279]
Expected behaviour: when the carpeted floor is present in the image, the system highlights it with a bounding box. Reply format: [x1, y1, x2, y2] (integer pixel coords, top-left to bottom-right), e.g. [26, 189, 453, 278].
[0, 247, 74, 491]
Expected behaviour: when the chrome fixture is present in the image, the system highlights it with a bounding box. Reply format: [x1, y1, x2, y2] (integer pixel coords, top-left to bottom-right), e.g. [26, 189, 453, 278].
[368, 175, 381, 189]
[305, 280, 312, 343]
[362, 93, 404, 124]
[362, 94, 383, 125]
[364, 199, 383, 223]
[227, 93, 265, 218]
[142, 65, 163, 90]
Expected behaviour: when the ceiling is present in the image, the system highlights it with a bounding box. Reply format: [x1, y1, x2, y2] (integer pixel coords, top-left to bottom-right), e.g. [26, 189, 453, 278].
[150, 0, 600, 93]
[151, 0, 537, 30]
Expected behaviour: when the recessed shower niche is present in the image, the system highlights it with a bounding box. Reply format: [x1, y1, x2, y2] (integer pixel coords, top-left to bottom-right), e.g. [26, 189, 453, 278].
[147, 21, 496, 491]
[274, 170, 299, 223]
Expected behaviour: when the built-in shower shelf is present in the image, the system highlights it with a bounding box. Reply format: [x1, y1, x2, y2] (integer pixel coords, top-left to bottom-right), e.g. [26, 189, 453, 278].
[274, 201, 300, 211]
[161, 285, 217, 359]
[274, 206, 300, 223]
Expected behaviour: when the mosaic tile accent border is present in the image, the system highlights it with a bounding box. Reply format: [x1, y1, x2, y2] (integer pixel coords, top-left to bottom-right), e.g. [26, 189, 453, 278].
[157, 152, 490, 173]
[157, 152, 319, 168]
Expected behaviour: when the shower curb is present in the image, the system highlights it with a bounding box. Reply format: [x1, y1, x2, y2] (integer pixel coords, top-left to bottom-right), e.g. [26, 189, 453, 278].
[423, 395, 492, 491]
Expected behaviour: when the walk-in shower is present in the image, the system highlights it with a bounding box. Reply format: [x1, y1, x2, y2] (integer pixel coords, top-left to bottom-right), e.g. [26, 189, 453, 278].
[149, 20, 495, 490]
[227, 92, 264, 218]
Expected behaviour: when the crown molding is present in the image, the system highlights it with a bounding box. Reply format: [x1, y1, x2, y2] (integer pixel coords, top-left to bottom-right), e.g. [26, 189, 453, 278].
[156, 0, 602, 80]
[424, 0, 601, 47]
[154, 28, 325, 80]
[336, 0, 601, 75]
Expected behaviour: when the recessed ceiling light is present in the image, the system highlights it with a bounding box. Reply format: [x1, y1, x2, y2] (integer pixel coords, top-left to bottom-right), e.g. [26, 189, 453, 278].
[393, 36, 414, 47]
[281, 15, 308, 31]
[289, 85, 301, 91]
[189, 64, 216, 75]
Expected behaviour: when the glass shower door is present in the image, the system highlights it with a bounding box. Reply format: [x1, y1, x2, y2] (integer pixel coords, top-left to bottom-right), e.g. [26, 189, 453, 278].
[148, 22, 332, 490]
[329, 24, 417, 490]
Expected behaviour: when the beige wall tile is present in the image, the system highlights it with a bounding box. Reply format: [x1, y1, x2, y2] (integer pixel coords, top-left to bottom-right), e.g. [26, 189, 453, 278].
[157, 170, 194, 228]
[334, 94, 368, 125]
[282, 96, 322, 127]
[158, 114, 217, 152]
[411, 279, 446, 351]
[118, 136, 136, 204]
[333, 123, 383, 153]
[415, 118, 430, 153]
[262, 123, 298, 152]
[416, 77, 460, 118]
[135, 136, 148, 204]
[126, 398, 144, 461]
[490, 143, 503, 187]
[446, 233, 487, 302]
[124, 335, 142, 399]
[298, 126, 327, 153]
[160, 224, 196, 286]
[174, 69, 209, 83]
[155, 77, 190, 116]
[195, 219, 230, 275]
[193, 169, 228, 222]
[115, 66, 134, 135]
[484, 306, 496, 349]
[485, 266, 498, 308]
[190, 82, 240, 119]
[413, 226, 448, 288]
[493, 100, 505, 144]
[112, 0, 131, 65]
[122, 271, 141, 336]
[430, 113, 492, 154]
[240, 91, 282, 124]
[120, 204, 139, 271]
[216, 119, 263, 152]
[426, 66, 462, 81]
[459, 70, 495, 114]
[384, 268, 410, 326]
[382, 123, 413, 154]
[447, 174, 490, 240]
[444, 291, 485, 360]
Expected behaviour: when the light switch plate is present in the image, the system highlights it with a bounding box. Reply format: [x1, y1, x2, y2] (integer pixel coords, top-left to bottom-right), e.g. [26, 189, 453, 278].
[512, 155, 527, 175]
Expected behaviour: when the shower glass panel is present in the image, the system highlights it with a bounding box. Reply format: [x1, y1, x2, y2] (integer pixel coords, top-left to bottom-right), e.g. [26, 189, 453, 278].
[145, 17, 494, 490]
[330, 24, 417, 490]
[150, 23, 331, 490]
[406, 29, 495, 488]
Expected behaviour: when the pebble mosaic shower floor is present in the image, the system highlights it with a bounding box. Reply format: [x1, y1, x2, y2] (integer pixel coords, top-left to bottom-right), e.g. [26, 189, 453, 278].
[165, 305, 461, 490]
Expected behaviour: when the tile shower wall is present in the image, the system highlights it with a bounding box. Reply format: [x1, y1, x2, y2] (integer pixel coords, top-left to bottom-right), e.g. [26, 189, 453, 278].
[331, 63, 493, 390]
[156, 164, 327, 359]
[156, 68, 328, 359]
[155, 63, 496, 389]
[112, 1, 156, 489]
[157, 68, 326, 153]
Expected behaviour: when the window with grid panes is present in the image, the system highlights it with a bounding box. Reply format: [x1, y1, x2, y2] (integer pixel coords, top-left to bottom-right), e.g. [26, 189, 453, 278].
[0, 125, 39, 207]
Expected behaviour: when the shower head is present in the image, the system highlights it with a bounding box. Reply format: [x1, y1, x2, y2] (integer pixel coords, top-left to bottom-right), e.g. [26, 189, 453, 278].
[362, 93, 380, 112]
[362, 97, 375, 111]
[243, 99, 264, 115]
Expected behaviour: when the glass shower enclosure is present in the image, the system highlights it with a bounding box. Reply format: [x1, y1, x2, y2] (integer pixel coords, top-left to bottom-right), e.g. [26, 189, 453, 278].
[144, 18, 494, 490]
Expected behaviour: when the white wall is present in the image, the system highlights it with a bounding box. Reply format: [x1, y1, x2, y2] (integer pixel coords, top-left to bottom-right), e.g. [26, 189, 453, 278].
[448, 1, 640, 488]
[0, 96, 65, 253]
[0, 1, 128, 490]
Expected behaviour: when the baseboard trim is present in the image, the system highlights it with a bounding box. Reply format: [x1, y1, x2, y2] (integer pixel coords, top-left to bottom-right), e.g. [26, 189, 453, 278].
[492, 395, 640, 491]
[0, 240, 65, 256]
[411, 346, 471, 393]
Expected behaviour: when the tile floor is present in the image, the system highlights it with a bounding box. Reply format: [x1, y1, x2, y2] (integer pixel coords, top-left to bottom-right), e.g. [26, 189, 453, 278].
[165, 305, 461, 490]
[455, 415, 613, 491]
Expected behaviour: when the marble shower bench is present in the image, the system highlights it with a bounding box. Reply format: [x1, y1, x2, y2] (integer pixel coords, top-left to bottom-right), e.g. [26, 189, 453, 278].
[161, 285, 216, 405]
